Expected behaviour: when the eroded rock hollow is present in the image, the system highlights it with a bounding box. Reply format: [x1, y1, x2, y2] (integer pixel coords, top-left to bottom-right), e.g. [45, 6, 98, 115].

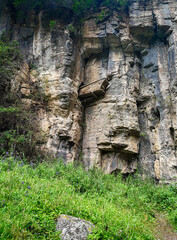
[1, 0, 177, 182]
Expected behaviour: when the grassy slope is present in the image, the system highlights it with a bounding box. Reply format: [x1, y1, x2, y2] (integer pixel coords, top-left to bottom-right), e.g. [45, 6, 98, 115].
[0, 155, 177, 239]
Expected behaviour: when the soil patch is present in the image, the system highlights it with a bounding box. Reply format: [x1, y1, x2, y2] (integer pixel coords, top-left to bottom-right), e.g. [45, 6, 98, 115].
[154, 213, 177, 240]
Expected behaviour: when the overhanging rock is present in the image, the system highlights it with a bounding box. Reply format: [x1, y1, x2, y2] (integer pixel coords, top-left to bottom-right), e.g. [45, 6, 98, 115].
[79, 78, 109, 103]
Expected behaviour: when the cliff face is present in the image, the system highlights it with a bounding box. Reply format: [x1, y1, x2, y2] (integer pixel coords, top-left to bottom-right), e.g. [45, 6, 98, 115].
[1, 0, 177, 182]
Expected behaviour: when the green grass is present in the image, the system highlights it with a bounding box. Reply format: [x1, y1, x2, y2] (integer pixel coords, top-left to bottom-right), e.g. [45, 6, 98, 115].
[0, 155, 176, 239]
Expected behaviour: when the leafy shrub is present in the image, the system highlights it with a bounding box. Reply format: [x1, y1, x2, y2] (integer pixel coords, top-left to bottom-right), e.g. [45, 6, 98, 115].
[49, 20, 57, 30]
[67, 24, 77, 34]
[0, 105, 38, 159]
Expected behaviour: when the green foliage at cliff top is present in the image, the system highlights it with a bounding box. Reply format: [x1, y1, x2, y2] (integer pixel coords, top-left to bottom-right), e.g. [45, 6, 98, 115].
[4, 0, 129, 18]
[0, 156, 177, 239]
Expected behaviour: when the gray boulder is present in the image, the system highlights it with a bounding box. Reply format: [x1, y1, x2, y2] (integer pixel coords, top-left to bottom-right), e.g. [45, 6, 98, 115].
[56, 214, 94, 240]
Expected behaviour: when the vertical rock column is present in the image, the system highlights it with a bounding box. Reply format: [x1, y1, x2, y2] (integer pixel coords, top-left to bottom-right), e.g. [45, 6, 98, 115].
[31, 13, 83, 162]
[81, 16, 141, 174]
[130, 0, 177, 182]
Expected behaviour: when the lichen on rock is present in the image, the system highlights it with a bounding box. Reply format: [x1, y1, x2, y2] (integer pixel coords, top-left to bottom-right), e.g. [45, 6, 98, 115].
[56, 215, 94, 240]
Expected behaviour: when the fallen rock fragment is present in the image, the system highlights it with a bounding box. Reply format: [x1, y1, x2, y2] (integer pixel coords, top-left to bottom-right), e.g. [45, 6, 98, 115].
[56, 214, 94, 240]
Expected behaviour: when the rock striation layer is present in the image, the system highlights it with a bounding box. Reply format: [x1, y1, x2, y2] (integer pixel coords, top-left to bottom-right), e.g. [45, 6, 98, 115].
[1, 0, 177, 182]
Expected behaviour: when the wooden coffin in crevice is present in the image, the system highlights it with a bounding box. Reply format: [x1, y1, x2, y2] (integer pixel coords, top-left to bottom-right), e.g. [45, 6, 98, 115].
[79, 79, 109, 104]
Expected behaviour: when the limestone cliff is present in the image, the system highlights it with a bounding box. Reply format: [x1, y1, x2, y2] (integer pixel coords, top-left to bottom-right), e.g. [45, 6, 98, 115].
[1, 0, 177, 182]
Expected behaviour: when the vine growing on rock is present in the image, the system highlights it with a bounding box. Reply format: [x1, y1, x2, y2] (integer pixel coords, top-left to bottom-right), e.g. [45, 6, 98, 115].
[0, 34, 41, 160]
[0, 33, 20, 100]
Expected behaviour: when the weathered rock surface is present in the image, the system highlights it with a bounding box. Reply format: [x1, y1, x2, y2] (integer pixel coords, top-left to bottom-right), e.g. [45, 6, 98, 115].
[1, 0, 177, 182]
[56, 215, 94, 240]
